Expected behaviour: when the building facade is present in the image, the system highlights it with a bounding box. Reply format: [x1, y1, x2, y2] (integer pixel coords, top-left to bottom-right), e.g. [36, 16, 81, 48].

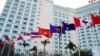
[0, 0, 100, 56]
[76, 1, 100, 56]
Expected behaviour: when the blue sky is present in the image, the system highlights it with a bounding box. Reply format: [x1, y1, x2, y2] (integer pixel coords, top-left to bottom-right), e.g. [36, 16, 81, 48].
[0, 0, 90, 14]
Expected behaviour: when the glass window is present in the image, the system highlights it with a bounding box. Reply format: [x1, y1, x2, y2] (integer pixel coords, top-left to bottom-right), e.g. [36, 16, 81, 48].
[24, 18, 28, 20]
[0, 23, 4, 26]
[0, 29, 2, 32]
[8, 19, 13, 22]
[21, 27, 26, 29]
[18, 43, 22, 46]
[9, 15, 14, 18]
[14, 25, 19, 28]
[22, 22, 27, 25]
[34, 0, 37, 2]
[30, 19, 34, 21]
[15, 21, 20, 23]
[89, 44, 93, 46]
[29, 23, 33, 26]
[2, 13, 7, 16]
[4, 29, 10, 32]
[12, 30, 18, 33]
[0, 18, 5, 21]
[6, 24, 12, 27]
[16, 16, 21, 19]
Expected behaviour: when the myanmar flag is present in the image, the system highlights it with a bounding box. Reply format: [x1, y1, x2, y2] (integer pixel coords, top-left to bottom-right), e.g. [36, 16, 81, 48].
[39, 28, 52, 38]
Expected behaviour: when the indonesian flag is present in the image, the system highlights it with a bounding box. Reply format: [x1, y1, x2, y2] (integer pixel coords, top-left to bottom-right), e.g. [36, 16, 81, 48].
[74, 17, 81, 27]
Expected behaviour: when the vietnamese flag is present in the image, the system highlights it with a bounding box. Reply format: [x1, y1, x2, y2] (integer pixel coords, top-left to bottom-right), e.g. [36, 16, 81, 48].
[91, 14, 100, 25]
[74, 17, 81, 27]
[39, 28, 52, 38]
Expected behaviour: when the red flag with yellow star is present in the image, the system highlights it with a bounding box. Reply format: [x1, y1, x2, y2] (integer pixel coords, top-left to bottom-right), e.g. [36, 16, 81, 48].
[39, 28, 52, 38]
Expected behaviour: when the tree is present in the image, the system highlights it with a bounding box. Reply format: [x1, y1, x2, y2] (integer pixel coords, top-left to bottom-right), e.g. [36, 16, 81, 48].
[0, 42, 14, 56]
[41, 39, 50, 56]
[72, 49, 93, 56]
[65, 41, 76, 56]
[30, 46, 37, 56]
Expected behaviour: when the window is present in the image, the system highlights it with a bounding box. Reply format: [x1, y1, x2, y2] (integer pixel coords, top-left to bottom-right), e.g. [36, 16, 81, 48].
[8, 19, 13, 22]
[22, 22, 27, 25]
[89, 44, 93, 46]
[15, 21, 20, 23]
[21, 27, 26, 29]
[24, 18, 28, 20]
[6, 24, 12, 27]
[0, 23, 4, 26]
[18, 43, 22, 46]
[16, 16, 21, 19]
[29, 23, 33, 26]
[0, 18, 5, 21]
[0, 29, 2, 32]
[14, 25, 19, 28]
[16, 49, 21, 53]
[4, 29, 10, 32]
[9, 15, 14, 18]
[34, 0, 37, 2]
[2, 13, 7, 16]
[12, 30, 18, 33]
[30, 19, 34, 21]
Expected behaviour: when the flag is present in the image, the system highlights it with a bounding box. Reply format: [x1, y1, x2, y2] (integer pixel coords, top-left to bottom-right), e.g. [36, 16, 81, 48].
[30, 32, 38, 35]
[68, 24, 76, 30]
[74, 17, 81, 27]
[39, 28, 52, 38]
[30, 32, 42, 38]
[17, 34, 23, 40]
[50, 25, 65, 34]
[3, 35, 10, 43]
[0, 39, 2, 49]
[91, 14, 100, 25]
[24, 32, 30, 36]
[31, 35, 42, 39]
[62, 22, 69, 30]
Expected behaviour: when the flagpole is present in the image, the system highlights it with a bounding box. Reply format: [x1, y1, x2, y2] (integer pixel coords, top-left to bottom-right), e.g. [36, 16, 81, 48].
[75, 28, 81, 56]
[7, 42, 12, 56]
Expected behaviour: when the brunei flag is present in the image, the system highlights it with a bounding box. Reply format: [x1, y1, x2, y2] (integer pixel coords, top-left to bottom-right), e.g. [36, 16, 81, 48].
[39, 28, 52, 38]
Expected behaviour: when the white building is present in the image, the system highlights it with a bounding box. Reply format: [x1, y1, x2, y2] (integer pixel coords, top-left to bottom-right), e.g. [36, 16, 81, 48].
[0, 0, 100, 56]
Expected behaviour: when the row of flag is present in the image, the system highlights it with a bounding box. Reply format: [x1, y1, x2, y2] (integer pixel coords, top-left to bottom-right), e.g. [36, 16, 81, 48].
[0, 13, 100, 49]
[23, 14, 100, 39]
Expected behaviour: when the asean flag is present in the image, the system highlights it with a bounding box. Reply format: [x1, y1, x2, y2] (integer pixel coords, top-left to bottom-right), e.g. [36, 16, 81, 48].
[39, 28, 52, 38]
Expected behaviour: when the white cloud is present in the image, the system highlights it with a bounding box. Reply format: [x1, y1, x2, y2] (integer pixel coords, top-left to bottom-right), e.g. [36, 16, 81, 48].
[53, 0, 89, 8]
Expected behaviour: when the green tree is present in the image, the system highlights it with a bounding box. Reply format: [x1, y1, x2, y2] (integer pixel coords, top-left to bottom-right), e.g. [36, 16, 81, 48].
[65, 41, 76, 56]
[30, 46, 37, 56]
[72, 49, 93, 56]
[41, 39, 49, 56]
